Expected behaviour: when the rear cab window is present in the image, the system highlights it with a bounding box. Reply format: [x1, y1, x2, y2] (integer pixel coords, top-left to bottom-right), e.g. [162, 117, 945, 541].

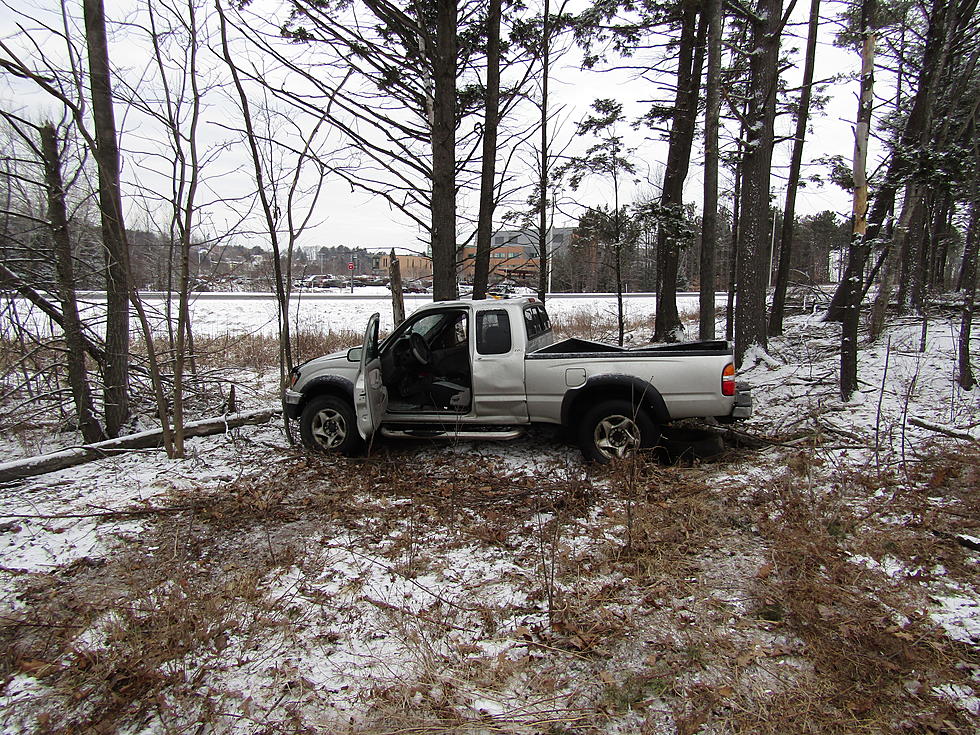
[523, 305, 551, 341]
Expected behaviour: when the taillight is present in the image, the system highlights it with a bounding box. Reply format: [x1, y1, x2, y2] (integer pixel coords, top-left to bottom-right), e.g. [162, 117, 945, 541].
[722, 363, 736, 396]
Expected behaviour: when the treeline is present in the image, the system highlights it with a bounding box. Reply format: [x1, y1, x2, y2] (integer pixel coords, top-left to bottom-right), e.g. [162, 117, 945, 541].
[0, 0, 977, 448]
[553, 208, 847, 295]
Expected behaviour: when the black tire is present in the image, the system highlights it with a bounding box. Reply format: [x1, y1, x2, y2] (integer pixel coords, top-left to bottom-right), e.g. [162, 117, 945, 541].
[299, 395, 364, 456]
[577, 399, 659, 464]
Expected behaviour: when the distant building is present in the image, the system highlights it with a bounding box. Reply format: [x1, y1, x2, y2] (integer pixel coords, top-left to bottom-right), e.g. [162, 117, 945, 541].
[458, 227, 575, 284]
[371, 249, 433, 281]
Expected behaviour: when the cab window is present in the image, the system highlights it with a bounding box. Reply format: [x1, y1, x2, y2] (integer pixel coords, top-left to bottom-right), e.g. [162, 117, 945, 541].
[523, 305, 551, 340]
[476, 310, 511, 354]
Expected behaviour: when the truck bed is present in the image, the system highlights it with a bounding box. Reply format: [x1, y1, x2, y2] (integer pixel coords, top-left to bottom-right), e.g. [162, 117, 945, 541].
[529, 337, 732, 359]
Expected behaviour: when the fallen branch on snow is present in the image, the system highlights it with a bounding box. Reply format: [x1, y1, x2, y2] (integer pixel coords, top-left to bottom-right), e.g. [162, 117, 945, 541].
[907, 417, 980, 443]
[0, 408, 281, 484]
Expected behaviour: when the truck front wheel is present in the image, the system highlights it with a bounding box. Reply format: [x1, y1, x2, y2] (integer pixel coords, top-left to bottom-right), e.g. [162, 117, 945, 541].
[300, 395, 364, 456]
[578, 399, 658, 463]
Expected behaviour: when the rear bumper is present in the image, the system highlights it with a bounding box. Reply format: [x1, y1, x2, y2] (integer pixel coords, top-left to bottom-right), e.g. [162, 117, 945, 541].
[731, 382, 752, 420]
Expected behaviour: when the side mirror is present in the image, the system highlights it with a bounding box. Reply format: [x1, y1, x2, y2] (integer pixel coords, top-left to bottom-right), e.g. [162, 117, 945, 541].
[346, 347, 362, 362]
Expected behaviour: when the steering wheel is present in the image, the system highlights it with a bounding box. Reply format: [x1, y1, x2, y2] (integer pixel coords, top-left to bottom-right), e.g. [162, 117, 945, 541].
[410, 332, 432, 366]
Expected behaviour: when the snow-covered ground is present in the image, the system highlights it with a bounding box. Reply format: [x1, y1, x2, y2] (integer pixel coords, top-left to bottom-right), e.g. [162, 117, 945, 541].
[1, 304, 978, 733]
[2, 290, 708, 338]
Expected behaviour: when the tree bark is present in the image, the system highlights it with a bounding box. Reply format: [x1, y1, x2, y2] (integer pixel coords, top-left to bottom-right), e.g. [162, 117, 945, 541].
[430, 0, 459, 301]
[40, 123, 105, 444]
[389, 249, 406, 326]
[699, 0, 722, 341]
[0, 409, 280, 484]
[733, 0, 782, 366]
[83, 0, 130, 436]
[536, 0, 552, 304]
[654, 3, 707, 342]
[768, 0, 820, 337]
[958, 200, 977, 390]
[472, 0, 501, 301]
[870, 186, 920, 340]
[840, 0, 876, 401]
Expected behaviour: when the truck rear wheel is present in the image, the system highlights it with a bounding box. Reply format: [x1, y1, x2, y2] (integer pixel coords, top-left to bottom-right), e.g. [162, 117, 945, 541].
[578, 399, 658, 463]
[300, 395, 364, 456]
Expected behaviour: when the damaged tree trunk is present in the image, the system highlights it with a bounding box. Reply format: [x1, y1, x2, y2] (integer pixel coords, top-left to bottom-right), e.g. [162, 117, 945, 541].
[40, 123, 106, 444]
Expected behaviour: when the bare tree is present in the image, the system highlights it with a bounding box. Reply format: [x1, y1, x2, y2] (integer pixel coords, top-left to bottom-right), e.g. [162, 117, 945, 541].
[558, 100, 636, 345]
[83, 0, 130, 435]
[840, 0, 877, 401]
[39, 122, 106, 443]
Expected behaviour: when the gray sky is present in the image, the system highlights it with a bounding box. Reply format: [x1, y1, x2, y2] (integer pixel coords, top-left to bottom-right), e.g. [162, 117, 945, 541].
[0, 0, 875, 254]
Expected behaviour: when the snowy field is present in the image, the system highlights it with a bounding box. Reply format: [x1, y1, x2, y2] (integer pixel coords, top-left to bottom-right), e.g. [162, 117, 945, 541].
[2, 290, 712, 338]
[1, 300, 979, 733]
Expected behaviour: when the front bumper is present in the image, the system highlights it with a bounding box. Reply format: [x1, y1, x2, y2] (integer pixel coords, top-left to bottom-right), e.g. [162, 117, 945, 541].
[283, 388, 303, 420]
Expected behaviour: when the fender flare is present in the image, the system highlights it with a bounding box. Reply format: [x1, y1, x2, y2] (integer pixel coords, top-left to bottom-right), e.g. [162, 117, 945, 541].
[300, 375, 355, 410]
[560, 374, 671, 428]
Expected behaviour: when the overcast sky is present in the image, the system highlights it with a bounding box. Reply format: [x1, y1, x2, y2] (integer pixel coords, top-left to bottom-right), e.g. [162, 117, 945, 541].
[0, 0, 877, 254]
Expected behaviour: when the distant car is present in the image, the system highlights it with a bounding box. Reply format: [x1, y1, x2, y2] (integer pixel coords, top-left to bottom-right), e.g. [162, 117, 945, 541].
[401, 282, 427, 293]
[488, 284, 514, 299]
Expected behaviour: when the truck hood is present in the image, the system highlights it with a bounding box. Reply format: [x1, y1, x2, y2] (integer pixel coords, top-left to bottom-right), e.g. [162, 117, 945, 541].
[298, 348, 357, 372]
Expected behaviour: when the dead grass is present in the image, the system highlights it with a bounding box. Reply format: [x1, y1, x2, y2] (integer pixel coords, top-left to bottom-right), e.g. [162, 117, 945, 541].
[3, 435, 978, 734]
[735, 444, 980, 734]
[188, 327, 361, 371]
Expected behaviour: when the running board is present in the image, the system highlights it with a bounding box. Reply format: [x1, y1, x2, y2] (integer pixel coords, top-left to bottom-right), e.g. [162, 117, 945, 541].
[380, 427, 525, 441]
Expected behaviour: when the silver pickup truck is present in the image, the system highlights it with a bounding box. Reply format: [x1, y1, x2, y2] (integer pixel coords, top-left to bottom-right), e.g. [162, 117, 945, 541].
[283, 297, 751, 462]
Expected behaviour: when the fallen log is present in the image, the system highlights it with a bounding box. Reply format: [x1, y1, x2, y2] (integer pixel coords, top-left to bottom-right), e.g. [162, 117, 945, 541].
[0, 408, 281, 484]
[908, 417, 979, 443]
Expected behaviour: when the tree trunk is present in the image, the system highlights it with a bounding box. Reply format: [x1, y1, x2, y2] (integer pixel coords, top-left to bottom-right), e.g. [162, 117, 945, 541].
[83, 0, 130, 436]
[430, 0, 459, 302]
[699, 0, 722, 341]
[536, 0, 552, 304]
[726, 151, 743, 342]
[389, 249, 406, 326]
[958, 200, 977, 390]
[870, 186, 919, 339]
[172, 0, 204, 458]
[654, 3, 706, 342]
[40, 123, 105, 444]
[840, 0, 876, 401]
[733, 0, 782, 366]
[825, 0, 953, 320]
[472, 0, 501, 301]
[768, 0, 820, 337]
[0, 409, 280, 484]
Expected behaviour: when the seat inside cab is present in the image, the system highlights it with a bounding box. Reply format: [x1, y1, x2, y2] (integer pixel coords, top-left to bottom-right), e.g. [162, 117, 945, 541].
[381, 309, 472, 413]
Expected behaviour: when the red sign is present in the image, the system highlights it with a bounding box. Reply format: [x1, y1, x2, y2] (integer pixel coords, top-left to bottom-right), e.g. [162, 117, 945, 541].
[347, 262, 354, 270]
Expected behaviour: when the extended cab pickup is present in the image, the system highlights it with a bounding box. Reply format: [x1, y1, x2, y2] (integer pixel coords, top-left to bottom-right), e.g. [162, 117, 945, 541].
[283, 297, 751, 462]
